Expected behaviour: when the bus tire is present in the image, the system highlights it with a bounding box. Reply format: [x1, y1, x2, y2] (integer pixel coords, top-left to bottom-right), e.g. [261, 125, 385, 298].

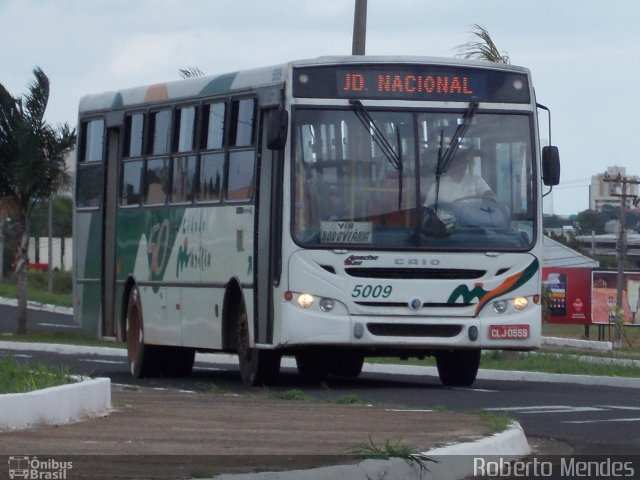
[330, 350, 364, 378]
[295, 350, 331, 379]
[125, 285, 161, 378]
[237, 309, 280, 386]
[435, 349, 481, 387]
[162, 346, 195, 377]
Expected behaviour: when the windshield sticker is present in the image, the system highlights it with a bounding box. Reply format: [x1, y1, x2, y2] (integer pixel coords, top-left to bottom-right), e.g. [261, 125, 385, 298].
[320, 221, 373, 244]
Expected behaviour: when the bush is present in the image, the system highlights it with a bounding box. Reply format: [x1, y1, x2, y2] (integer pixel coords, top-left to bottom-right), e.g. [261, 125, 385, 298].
[26, 270, 72, 295]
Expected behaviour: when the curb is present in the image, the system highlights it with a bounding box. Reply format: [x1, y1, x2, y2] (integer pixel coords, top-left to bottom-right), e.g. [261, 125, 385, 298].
[0, 377, 111, 430]
[211, 424, 530, 480]
[542, 335, 612, 351]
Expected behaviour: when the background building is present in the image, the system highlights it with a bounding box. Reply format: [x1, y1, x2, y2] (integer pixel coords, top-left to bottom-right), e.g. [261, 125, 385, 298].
[590, 166, 640, 212]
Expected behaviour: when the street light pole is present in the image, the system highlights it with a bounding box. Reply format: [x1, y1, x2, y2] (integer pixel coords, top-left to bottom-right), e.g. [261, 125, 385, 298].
[352, 0, 367, 55]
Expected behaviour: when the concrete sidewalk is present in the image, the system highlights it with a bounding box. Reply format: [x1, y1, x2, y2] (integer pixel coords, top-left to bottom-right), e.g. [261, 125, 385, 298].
[0, 383, 528, 480]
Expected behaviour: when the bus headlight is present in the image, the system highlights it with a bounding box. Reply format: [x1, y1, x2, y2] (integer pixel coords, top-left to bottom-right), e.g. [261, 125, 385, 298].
[297, 293, 315, 309]
[493, 300, 508, 314]
[512, 296, 529, 310]
[319, 298, 335, 312]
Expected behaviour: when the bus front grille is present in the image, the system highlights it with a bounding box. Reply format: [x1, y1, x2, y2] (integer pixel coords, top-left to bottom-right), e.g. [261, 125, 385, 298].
[345, 268, 485, 280]
[367, 323, 462, 337]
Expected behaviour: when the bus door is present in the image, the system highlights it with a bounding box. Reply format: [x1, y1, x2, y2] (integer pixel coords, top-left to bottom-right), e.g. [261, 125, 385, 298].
[102, 124, 120, 338]
[253, 108, 284, 345]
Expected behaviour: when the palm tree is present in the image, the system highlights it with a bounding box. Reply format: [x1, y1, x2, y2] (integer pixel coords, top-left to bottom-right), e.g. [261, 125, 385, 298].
[456, 24, 510, 64]
[179, 67, 205, 79]
[0, 67, 76, 334]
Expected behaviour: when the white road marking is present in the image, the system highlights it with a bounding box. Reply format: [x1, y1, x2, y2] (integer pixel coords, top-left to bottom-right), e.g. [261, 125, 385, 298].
[80, 359, 125, 365]
[563, 417, 640, 424]
[596, 405, 640, 411]
[37, 322, 82, 329]
[385, 409, 434, 413]
[486, 405, 606, 414]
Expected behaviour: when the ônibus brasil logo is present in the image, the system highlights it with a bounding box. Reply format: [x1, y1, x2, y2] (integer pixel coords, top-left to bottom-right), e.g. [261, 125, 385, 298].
[8, 456, 72, 479]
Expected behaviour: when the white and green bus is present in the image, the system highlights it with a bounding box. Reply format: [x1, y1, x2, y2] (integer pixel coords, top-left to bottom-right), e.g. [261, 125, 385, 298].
[74, 56, 560, 386]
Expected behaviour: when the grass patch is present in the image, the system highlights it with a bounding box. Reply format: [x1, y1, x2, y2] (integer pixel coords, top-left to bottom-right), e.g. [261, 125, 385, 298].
[349, 436, 415, 459]
[471, 409, 513, 433]
[348, 435, 437, 473]
[0, 271, 73, 308]
[480, 351, 640, 377]
[333, 394, 362, 405]
[0, 330, 122, 348]
[0, 356, 72, 394]
[278, 389, 312, 401]
[368, 347, 640, 378]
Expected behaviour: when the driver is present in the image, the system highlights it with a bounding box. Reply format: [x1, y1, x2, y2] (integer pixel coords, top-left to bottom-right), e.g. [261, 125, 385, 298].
[424, 148, 495, 205]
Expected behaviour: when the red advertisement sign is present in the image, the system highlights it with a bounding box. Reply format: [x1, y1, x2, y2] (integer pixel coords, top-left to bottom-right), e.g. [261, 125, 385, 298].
[591, 271, 640, 325]
[542, 267, 592, 325]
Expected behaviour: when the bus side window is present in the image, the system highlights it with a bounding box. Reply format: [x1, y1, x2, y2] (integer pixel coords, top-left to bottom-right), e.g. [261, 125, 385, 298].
[147, 109, 172, 155]
[171, 155, 197, 203]
[173, 106, 196, 153]
[121, 160, 143, 206]
[124, 113, 144, 158]
[226, 150, 254, 202]
[201, 102, 226, 150]
[226, 98, 256, 202]
[76, 118, 105, 208]
[144, 158, 169, 205]
[230, 98, 255, 147]
[198, 153, 224, 203]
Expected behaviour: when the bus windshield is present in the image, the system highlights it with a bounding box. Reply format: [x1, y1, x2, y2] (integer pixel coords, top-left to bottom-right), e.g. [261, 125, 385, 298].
[292, 107, 535, 250]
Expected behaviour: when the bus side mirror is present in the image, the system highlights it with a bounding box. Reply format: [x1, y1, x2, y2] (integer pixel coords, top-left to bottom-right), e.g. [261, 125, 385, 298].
[542, 146, 560, 186]
[267, 108, 288, 151]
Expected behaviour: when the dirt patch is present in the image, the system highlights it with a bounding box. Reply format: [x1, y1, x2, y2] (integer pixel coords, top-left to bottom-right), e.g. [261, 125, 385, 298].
[0, 385, 490, 478]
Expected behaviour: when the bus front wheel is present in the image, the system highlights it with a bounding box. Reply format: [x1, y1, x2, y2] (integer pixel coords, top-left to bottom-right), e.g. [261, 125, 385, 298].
[237, 310, 280, 386]
[125, 285, 160, 378]
[435, 349, 481, 387]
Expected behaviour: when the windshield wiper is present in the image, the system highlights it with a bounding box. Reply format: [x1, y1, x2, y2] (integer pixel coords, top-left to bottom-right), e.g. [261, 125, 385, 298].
[431, 100, 479, 214]
[350, 99, 402, 170]
[436, 100, 479, 176]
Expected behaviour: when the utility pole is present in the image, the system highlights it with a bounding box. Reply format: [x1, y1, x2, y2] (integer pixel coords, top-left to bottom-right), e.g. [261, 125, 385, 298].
[352, 0, 367, 55]
[603, 172, 640, 347]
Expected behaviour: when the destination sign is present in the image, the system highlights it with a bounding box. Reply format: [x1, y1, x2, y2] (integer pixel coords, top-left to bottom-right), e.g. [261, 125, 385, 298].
[293, 64, 530, 103]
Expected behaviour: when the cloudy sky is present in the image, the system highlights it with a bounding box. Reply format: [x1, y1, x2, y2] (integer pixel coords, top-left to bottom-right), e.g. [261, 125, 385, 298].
[2, 0, 639, 215]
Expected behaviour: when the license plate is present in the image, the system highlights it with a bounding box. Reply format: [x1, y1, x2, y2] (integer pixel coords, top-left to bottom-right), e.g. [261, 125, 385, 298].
[489, 324, 530, 340]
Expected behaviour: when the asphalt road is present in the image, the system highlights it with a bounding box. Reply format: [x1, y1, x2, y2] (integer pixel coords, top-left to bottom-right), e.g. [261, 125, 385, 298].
[0, 303, 80, 334]
[2, 305, 640, 456]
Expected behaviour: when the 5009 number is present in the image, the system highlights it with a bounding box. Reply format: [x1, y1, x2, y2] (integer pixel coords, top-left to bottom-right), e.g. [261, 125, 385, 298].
[351, 284, 392, 299]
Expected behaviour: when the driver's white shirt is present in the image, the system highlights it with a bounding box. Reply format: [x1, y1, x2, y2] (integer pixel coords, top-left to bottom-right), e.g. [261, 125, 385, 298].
[424, 172, 492, 205]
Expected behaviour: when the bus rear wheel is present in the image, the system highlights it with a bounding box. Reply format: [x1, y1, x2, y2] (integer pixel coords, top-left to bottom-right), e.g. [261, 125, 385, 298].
[237, 310, 280, 386]
[126, 285, 160, 378]
[435, 349, 481, 387]
[162, 346, 195, 377]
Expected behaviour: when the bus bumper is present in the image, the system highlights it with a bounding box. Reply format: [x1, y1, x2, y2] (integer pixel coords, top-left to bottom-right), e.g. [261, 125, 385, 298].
[276, 301, 541, 351]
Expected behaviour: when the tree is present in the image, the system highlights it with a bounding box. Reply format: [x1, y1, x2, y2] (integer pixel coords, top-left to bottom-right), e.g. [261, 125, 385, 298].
[179, 67, 205, 79]
[575, 209, 606, 235]
[0, 67, 76, 334]
[456, 24, 510, 64]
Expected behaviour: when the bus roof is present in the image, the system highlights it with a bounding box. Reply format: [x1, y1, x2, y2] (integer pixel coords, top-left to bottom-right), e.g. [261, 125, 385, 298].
[78, 55, 530, 114]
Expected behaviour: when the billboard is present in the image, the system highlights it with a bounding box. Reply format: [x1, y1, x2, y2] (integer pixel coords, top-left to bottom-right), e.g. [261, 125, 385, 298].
[542, 267, 592, 325]
[591, 271, 640, 325]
